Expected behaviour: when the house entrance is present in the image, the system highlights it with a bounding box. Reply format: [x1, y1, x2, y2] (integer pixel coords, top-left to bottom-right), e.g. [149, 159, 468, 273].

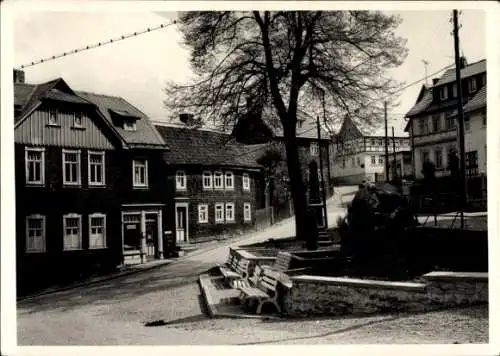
[175, 203, 189, 243]
[121, 204, 164, 265]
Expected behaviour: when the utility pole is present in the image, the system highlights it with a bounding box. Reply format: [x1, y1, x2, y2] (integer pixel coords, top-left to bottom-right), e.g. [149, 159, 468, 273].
[384, 101, 389, 182]
[316, 115, 328, 230]
[392, 126, 397, 181]
[453, 9, 467, 229]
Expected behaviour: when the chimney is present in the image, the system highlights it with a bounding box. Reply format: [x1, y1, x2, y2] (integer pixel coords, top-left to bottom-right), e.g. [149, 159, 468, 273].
[14, 69, 25, 84]
[179, 113, 194, 125]
[432, 78, 439, 86]
[459, 56, 467, 69]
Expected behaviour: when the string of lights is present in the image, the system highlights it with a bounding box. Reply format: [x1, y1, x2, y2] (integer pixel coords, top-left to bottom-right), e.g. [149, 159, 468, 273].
[16, 20, 177, 70]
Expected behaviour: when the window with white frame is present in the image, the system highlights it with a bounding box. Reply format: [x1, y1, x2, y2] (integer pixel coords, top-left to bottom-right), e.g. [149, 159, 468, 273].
[88, 151, 105, 186]
[133, 159, 148, 187]
[176, 171, 186, 190]
[25, 147, 45, 185]
[243, 203, 251, 222]
[242, 173, 250, 191]
[74, 112, 83, 128]
[469, 77, 477, 93]
[435, 148, 443, 169]
[214, 171, 223, 189]
[62, 149, 81, 185]
[225, 172, 234, 190]
[310, 143, 319, 156]
[63, 214, 82, 250]
[215, 203, 224, 223]
[440, 86, 448, 100]
[123, 119, 137, 131]
[464, 116, 470, 131]
[225, 203, 235, 222]
[198, 204, 208, 223]
[378, 156, 384, 165]
[48, 108, 59, 125]
[371, 156, 376, 165]
[202, 171, 212, 189]
[26, 215, 46, 253]
[89, 213, 106, 249]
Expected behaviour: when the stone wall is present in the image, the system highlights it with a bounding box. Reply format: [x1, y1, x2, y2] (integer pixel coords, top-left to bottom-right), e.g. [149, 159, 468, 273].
[283, 272, 488, 317]
[423, 271, 488, 306]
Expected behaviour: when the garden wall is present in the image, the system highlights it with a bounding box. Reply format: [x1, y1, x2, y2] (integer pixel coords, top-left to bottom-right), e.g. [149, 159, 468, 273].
[283, 272, 488, 317]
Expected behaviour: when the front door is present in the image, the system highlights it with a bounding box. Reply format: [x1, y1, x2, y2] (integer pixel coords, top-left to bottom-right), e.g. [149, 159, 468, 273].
[145, 213, 158, 259]
[175, 206, 188, 243]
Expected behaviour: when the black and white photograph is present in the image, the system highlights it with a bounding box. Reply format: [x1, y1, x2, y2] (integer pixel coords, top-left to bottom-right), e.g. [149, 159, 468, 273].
[1, 1, 498, 354]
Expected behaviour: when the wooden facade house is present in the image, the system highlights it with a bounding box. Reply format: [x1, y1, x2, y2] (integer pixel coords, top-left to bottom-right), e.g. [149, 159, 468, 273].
[155, 123, 267, 244]
[14, 71, 169, 295]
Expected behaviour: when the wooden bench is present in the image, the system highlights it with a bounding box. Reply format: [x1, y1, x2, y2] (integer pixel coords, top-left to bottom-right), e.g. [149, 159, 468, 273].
[264, 251, 310, 275]
[219, 256, 251, 285]
[238, 268, 281, 314]
[232, 264, 265, 289]
[218, 254, 241, 280]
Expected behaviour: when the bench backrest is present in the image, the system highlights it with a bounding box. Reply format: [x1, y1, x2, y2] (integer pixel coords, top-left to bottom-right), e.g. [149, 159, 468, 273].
[226, 253, 235, 265]
[273, 252, 292, 271]
[259, 269, 280, 292]
[230, 255, 241, 269]
[249, 264, 265, 285]
[234, 258, 250, 274]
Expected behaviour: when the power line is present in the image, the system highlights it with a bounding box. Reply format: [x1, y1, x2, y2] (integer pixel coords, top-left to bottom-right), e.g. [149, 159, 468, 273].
[16, 21, 177, 70]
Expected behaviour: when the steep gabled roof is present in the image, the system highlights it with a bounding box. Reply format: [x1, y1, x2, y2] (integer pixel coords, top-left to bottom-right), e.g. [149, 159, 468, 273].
[405, 86, 434, 118]
[77, 91, 167, 149]
[155, 124, 266, 169]
[435, 59, 486, 86]
[463, 85, 486, 113]
[14, 78, 92, 126]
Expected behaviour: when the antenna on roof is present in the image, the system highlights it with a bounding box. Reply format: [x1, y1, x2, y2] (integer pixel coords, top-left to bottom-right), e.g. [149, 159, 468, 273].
[422, 59, 430, 86]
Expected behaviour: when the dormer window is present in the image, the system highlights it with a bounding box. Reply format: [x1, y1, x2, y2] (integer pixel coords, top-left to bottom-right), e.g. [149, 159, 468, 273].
[73, 112, 83, 128]
[48, 108, 59, 125]
[440, 86, 448, 101]
[297, 120, 303, 129]
[468, 77, 477, 93]
[109, 108, 139, 131]
[123, 119, 137, 131]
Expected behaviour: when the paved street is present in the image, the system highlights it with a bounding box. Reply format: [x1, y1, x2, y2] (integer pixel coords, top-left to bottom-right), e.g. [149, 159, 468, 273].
[16, 188, 487, 345]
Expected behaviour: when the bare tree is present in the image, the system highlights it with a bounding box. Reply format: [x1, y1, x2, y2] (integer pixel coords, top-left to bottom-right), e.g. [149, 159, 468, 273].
[165, 11, 407, 241]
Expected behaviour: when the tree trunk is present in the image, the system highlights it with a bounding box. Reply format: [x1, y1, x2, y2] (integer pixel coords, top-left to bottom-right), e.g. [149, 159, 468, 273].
[283, 125, 309, 241]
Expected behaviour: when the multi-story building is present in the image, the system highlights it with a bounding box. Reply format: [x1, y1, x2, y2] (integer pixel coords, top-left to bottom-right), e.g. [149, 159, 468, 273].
[331, 115, 411, 185]
[155, 123, 266, 244]
[14, 71, 169, 294]
[404, 58, 486, 182]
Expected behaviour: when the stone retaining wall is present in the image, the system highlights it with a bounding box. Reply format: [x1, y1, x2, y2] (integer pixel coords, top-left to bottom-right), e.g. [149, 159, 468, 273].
[283, 272, 488, 317]
[423, 271, 488, 305]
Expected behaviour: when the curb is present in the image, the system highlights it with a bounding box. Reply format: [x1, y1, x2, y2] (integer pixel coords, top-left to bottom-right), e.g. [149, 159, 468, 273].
[17, 260, 173, 302]
[198, 274, 218, 318]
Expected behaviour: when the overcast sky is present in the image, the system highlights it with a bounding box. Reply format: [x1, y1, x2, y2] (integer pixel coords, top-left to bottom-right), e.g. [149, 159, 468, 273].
[12, 7, 486, 136]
